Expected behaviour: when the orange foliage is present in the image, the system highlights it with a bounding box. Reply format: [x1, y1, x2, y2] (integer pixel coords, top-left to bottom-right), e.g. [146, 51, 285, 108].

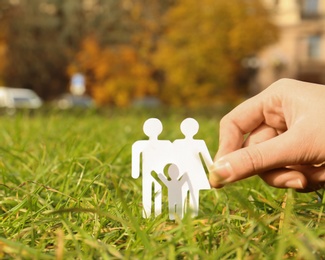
[68, 0, 277, 107]
[73, 36, 157, 106]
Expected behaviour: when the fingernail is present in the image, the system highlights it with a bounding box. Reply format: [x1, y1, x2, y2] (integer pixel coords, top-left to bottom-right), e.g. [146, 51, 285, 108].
[284, 179, 304, 189]
[209, 158, 233, 184]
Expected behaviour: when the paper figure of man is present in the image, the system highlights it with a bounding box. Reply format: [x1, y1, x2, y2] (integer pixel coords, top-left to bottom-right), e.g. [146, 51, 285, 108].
[132, 118, 172, 218]
[157, 164, 188, 220]
[173, 118, 212, 217]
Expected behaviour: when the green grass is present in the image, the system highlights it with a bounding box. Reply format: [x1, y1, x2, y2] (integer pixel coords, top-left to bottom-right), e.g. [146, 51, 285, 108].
[0, 108, 324, 259]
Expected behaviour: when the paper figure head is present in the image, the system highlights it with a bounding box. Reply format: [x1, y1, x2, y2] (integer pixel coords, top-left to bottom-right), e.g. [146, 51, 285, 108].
[167, 164, 180, 180]
[143, 118, 163, 139]
[180, 118, 199, 138]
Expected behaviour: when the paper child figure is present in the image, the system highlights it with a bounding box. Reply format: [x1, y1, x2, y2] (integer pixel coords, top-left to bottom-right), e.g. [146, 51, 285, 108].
[132, 118, 172, 218]
[157, 164, 188, 220]
[173, 118, 212, 217]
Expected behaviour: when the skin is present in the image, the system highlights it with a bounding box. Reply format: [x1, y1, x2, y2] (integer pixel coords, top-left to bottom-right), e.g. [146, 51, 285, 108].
[209, 78, 325, 192]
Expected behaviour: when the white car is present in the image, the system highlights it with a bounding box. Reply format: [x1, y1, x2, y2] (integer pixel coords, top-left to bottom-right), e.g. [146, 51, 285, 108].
[56, 93, 95, 110]
[0, 87, 43, 114]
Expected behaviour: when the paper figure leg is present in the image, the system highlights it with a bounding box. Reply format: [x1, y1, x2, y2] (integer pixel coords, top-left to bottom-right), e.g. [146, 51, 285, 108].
[168, 203, 176, 220]
[181, 187, 189, 216]
[176, 201, 184, 219]
[154, 180, 162, 216]
[168, 202, 183, 220]
[142, 182, 152, 218]
[189, 190, 199, 217]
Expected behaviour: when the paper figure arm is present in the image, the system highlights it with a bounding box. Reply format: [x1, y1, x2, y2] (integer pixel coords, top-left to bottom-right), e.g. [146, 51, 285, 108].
[199, 143, 213, 169]
[157, 173, 169, 186]
[178, 172, 188, 185]
[131, 142, 142, 179]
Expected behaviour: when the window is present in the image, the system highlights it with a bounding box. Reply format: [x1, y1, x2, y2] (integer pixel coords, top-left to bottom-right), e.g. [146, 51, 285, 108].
[301, 0, 319, 17]
[307, 35, 321, 59]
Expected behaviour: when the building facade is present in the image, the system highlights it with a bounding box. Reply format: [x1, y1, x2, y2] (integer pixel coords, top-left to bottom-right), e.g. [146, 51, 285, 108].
[254, 0, 325, 91]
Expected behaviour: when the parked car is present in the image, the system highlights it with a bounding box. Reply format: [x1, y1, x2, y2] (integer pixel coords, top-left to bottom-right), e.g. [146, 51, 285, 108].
[132, 96, 162, 108]
[0, 87, 43, 114]
[56, 94, 95, 110]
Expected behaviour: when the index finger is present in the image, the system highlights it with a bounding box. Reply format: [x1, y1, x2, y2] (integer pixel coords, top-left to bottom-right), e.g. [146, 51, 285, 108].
[216, 94, 265, 160]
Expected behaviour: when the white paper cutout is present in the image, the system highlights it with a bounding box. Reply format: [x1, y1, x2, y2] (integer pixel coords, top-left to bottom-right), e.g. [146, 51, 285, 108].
[157, 164, 188, 220]
[132, 118, 172, 218]
[132, 118, 212, 219]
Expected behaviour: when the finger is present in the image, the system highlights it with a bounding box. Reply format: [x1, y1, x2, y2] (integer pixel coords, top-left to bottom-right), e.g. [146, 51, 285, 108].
[294, 165, 325, 192]
[210, 128, 306, 188]
[296, 183, 325, 193]
[216, 96, 264, 159]
[243, 123, 278, 147]
[284, 164, 325, 182]
[260, 165, 325, 192]
[216, 88, 287, 160]
[208, 177, 224, 189]
[301, 165, 325, 183]
[210, 124, 278, 188]
[259, 168, 307, 189]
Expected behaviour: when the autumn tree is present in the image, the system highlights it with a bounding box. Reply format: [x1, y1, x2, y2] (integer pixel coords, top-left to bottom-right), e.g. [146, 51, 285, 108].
[154, 0, 278, 106]
[0, 31, 6, 85]
[72, 36, 157, 106]
[1, 0, 83, 98]
[69, 0, 173, 106]
[1, 0, 144, 100]
[0, 1, 12, 84]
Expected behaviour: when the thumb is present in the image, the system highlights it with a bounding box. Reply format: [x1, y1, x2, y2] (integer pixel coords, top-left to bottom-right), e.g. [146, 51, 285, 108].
[209, 130, 305, 188]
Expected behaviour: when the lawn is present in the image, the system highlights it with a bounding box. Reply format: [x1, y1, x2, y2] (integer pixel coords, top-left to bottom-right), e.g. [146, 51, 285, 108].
[0, 108, 324, 259]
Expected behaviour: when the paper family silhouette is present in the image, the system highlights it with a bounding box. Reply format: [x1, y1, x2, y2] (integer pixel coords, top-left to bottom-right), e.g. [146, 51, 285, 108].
[132, 118, 213, 220]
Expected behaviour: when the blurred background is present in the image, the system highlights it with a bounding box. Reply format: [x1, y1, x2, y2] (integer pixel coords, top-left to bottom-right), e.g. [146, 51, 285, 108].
[0, 0, 324, 109]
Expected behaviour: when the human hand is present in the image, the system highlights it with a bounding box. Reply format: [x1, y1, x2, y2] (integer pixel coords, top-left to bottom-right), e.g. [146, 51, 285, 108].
[209, 79, 325, 192]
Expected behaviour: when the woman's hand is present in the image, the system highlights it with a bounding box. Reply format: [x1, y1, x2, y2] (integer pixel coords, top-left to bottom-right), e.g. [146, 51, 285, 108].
[209, 79, 325, 192]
